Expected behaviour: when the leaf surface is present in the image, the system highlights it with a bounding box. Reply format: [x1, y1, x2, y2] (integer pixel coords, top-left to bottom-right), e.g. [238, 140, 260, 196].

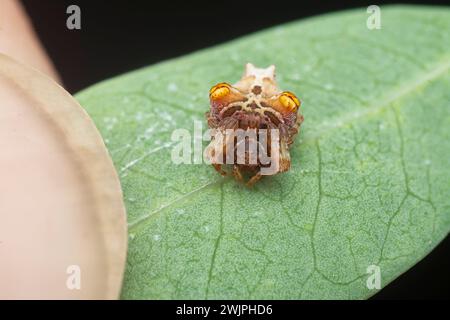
[76, 6, 450, 299]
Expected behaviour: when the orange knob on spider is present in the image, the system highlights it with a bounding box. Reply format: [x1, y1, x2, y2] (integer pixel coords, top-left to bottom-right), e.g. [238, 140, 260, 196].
[209, 82, 232, 100]
[279, 91, 301, 112]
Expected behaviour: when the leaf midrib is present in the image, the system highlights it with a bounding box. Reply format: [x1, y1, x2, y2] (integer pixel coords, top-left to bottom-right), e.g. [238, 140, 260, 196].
[301, 56, 450, 144]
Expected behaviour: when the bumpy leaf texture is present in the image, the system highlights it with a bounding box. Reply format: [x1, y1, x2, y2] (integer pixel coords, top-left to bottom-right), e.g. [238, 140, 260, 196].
[76, 6, 450, 299]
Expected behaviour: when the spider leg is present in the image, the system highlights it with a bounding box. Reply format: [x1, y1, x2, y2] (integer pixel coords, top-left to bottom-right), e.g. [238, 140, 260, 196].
[279, 124, 292, 172]
[232, 165, 243, 182]
[212, 164, 227, 176]
[208, 117, 239, 177]
[246, 171, 262, 187]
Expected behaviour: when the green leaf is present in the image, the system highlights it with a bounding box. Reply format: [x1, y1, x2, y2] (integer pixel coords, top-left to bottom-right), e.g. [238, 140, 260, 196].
[76, 5, 450, 299]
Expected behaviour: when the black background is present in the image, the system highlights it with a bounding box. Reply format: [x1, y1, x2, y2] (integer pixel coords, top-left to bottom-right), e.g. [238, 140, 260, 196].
[21, 0, 450, 299]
